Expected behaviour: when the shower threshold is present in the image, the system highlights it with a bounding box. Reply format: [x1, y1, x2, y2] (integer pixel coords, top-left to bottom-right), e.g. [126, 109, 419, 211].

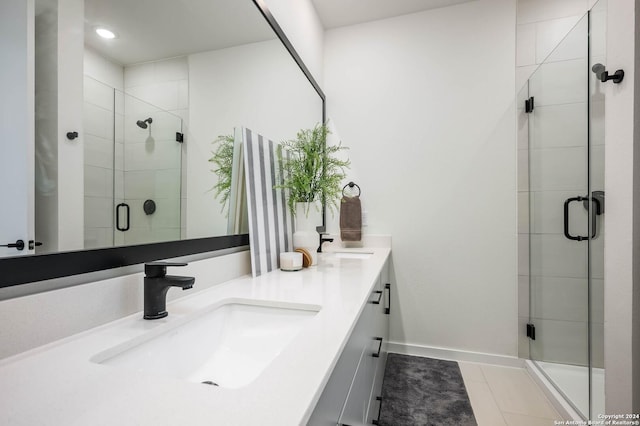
[537, 361, 604, 420]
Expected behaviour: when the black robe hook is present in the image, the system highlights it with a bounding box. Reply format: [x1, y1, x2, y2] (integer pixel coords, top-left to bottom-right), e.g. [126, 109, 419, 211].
[601, 69, 624, 84]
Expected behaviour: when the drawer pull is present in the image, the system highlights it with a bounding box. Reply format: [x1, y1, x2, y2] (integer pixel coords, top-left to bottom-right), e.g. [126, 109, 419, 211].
[384, 283, 391, 314]
[371, 290, 383, 304]
[372, 396, 383, 425]
[372, 337, 383, 358]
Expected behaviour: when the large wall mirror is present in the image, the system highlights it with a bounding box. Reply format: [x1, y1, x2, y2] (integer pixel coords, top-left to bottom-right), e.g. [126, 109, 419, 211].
[0, 0, 324, 288]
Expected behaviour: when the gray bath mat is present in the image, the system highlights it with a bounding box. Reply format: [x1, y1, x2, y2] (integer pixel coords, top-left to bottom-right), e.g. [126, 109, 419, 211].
[378, 353, 477, 426]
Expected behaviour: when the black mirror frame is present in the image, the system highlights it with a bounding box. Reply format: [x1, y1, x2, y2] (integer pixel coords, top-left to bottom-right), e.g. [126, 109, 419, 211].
[0, 0, 326, 289]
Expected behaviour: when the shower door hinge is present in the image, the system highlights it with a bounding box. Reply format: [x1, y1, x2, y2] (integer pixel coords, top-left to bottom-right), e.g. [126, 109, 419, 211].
[176, 132, 184, 143]
[526, 323, 536, 340]
[525, 96, 534, 113]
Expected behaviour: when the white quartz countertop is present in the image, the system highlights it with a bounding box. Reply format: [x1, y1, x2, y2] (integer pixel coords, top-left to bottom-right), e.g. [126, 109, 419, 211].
[0, 248, 391, 426]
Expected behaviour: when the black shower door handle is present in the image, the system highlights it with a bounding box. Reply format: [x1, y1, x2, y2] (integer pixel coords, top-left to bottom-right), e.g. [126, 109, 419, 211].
[116, 203, 130, 231]
[564, 196, 597, 241]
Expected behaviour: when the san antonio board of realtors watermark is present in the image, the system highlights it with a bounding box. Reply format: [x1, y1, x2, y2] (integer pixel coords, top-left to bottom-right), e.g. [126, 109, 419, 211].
[555, 413, 640, 426]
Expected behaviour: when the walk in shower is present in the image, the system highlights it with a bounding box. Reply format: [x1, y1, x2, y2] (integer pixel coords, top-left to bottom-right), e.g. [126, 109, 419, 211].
[83, 77, 183, 249]
[519, 0, 606, 419]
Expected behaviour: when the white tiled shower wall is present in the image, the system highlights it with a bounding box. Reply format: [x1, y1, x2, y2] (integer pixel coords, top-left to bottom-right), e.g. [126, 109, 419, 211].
[83, 53, 187, 247]
[83, 48, 123, 249]
[516, 0, 596, 89]
[122, 57, 188, 244]
[516, 0, 605, 366]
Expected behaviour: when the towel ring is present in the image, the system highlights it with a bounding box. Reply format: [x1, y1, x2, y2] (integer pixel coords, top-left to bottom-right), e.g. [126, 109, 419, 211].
[342, 181, 361, 197]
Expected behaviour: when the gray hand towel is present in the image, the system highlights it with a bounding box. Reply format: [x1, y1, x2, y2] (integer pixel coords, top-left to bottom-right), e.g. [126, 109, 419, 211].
[340, 195, 362, 242]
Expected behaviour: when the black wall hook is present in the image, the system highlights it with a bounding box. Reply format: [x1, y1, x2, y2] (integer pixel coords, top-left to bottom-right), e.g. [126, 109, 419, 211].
[66, 131, 79, 140]
[601, 69, 624, 84]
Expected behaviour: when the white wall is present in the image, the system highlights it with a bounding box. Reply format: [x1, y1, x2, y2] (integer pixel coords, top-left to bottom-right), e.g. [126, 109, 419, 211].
[56, 0, 84, 251]
[603, 0, 640, 414]
[84, 48, 124, 91]
[324, 0, 518, 357]
[0, 0, 34, 258]
[34, 0, 85, 254]
[263, 0, 325, 86]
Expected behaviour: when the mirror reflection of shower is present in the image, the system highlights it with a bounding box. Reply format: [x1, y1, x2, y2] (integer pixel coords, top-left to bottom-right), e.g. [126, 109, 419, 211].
[136, 117, 155, 151]
[591, 63, 605, 80]
[136, 117, 153, 129]
[591, 64, 606, 102]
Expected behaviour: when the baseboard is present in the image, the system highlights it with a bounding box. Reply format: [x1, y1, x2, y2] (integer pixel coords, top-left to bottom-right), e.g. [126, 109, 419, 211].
[387, 341, 524, 368]
[525, 360, 583, 421]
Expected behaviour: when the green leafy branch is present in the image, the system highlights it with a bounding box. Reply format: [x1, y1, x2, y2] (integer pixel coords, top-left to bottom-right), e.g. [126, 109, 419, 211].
[208, 134, 234, 214]
[277, 123, 350, 216]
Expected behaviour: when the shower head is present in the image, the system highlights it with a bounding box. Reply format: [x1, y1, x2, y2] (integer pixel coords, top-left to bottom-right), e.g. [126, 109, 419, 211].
[136, 117, 153, 129]
[591, 63, 605, 79]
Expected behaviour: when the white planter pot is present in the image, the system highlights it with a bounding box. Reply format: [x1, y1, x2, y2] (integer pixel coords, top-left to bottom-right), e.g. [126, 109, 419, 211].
[293, 201, 322, 265]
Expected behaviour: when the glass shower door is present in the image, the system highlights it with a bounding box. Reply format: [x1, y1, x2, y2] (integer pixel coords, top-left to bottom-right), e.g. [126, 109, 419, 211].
[114, 92, 183, 246]
[527, 13, 590, 417]
[588, 0, 607, 418]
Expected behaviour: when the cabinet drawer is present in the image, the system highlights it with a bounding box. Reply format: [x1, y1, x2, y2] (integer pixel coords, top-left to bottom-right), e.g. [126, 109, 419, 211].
[307, 302, 375, 425]
[337, 341, 376, 425]
[366, 346, 387, 424]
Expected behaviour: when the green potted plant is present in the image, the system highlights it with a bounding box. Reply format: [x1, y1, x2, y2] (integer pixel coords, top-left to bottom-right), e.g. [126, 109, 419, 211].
[277, 123, 349, 264]
[208, 134, 235, 214]
[278, 123, 350, 216]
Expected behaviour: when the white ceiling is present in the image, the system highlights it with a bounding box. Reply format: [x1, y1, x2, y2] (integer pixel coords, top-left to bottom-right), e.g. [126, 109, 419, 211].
[83, 0, 276, 66]
[310, 0, 476, 29]
[81, 0, 477, 66]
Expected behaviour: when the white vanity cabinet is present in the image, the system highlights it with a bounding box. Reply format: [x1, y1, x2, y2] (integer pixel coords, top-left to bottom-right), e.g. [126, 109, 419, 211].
[308, 259, 391, 426]
[366, 261, 390, 425]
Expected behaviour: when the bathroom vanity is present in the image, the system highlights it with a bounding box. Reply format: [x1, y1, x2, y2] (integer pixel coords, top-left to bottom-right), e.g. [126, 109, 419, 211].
[0, 247, 391, 425]
[308, 254, 390, 425]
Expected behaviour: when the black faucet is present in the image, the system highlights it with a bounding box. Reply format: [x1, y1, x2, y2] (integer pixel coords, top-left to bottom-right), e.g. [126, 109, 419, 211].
[143, 262, 195, 320]
[316, 226, 334, 253]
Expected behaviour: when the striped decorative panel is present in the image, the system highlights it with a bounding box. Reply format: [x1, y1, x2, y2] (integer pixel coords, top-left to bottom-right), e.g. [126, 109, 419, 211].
[243, 128, 293, 277]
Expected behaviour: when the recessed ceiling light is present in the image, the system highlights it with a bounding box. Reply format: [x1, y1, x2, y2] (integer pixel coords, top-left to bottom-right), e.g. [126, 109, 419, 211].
[95, 28, 116, 39]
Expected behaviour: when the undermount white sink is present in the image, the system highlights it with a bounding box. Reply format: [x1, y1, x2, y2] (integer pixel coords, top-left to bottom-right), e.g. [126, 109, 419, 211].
[333, 251, 374, 259]
[91, 299, 320, 388]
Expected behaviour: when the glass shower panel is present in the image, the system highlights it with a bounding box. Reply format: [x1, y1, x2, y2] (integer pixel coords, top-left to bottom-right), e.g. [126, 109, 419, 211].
[115, 92, 183, 246]
[528, 14, 590, 417]
[588, 0, 606, 418]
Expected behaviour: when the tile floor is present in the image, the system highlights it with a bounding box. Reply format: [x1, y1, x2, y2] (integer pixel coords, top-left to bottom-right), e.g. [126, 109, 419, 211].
[459, 362, 564, 426]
